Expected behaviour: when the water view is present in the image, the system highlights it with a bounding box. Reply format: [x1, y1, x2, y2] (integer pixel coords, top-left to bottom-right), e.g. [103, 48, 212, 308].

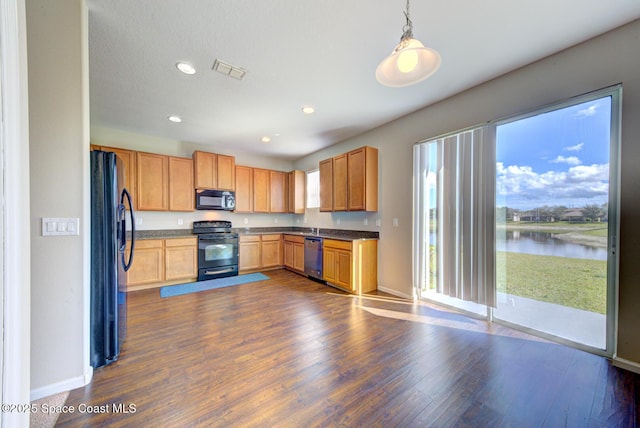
[496, 230, 607, 261]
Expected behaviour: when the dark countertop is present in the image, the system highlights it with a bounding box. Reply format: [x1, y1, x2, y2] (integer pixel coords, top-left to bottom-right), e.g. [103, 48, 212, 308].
[131, 229, 195, 240]
[131, 227, 379, 241]
[235, 227, 379, 241]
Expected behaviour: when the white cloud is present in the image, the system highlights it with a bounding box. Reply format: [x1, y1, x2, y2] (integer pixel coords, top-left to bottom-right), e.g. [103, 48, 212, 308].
[550, 155, 582, 165]
[576, 104, 598, 117]
[564, 143, 584, 152]
[496, 162, 609, 208]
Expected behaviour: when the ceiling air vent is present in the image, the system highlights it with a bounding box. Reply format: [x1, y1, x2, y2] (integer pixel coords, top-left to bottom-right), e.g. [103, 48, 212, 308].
[212, 59, 247, 80]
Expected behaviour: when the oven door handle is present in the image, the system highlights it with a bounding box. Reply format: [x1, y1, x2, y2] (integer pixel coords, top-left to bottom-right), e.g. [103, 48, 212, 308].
[204, 267, 237, 276]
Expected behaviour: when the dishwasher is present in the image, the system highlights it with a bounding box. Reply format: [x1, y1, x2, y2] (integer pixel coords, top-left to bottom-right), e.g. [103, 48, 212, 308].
[304, 237, 323, 280]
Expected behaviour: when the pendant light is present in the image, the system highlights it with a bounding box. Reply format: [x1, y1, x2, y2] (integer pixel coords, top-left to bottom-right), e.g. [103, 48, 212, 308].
[375, 0, 441, 87]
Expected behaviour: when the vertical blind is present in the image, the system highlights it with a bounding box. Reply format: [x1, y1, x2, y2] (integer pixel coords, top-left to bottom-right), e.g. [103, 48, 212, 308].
[413, 126, 497, 307]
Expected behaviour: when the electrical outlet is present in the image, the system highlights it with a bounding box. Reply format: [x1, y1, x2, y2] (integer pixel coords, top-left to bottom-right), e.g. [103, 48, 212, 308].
[363, 218, 368, 226]
[244, 218, 249, 224]
[337, 218, 341, 225]
[136, 217, 143, 225]
[376, 219, 381, 227]
[393, 218, 399, 227]
[274, 218, 278, 224]
[177, 218, 183, 225]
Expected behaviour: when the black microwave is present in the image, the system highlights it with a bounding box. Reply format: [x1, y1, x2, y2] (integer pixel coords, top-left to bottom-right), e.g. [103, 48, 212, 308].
[195, 189, 236, 211]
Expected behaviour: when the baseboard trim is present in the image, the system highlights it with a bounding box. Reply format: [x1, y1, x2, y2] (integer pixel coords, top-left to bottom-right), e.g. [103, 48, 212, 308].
[30, 366, 92, 401]
[612, 356, 640, 375]
[377, 285, 413, 300]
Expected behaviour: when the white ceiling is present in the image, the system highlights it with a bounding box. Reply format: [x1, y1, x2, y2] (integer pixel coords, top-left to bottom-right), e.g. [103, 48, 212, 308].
[87, 1, 640, 160]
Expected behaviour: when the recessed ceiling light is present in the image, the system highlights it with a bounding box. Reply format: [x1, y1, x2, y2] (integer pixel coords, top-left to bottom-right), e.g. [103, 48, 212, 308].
[168, 115, 182, 123]
[261, 136, 271, 143]
[302, 106, 315, 114]
[176, 62, 196, 75]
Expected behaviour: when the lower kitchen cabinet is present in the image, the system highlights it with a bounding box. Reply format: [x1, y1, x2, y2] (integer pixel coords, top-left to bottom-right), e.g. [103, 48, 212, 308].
[323, 238, 377, 294]
[283, 235, 305, 273]
[239, 235, 261, 271]
[239, 234, 283, 272]
[126, 239, 164, 288]
[261, 234, 282, 268]
[125, 236, 197, 291]
[164, 237, 198, 281]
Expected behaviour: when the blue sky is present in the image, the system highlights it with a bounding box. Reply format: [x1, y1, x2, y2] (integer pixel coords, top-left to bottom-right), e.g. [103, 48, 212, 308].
[496, 96, 611, 210]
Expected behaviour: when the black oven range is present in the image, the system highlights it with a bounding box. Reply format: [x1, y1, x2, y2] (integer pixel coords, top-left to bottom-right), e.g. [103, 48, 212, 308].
[193, 220, 239, 281]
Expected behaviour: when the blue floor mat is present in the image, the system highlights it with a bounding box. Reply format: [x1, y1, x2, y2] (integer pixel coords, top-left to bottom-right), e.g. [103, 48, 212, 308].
[160, 273, 270, 298]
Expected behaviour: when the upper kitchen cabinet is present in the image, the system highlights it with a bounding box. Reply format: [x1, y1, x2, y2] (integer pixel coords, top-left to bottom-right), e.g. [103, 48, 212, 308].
[253, 168, 270, 213]
[92, 145, 137, 210]
[347, 146, 378, 211]
[235, 165, 253, 213]
[333, 153, 348, 211]
[288, 170, 306, 214]
[235, 165, 292, 213]
[168, 156, 195, 211]
[137, 152, 169, 210]
[319, 158, 333, 212]
[269, 170, 286, 213]
[137, 152, 194, 211]
[193, 151, 236, 191]
[319, 146, 378, 212]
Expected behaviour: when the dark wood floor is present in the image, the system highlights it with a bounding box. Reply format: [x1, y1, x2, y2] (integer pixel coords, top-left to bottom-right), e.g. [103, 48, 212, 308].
[57, 269, 639, 427]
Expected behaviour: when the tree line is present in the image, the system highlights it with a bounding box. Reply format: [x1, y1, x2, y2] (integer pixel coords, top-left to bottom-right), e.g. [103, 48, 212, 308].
[496, 203, 608, 222]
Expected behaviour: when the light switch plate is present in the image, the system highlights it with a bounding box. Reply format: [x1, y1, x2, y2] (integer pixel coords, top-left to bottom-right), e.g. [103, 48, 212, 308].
[42, 217, 80, 236]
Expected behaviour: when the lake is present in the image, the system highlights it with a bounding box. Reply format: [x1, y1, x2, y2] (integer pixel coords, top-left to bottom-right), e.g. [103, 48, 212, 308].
[496, 230, 607, 261]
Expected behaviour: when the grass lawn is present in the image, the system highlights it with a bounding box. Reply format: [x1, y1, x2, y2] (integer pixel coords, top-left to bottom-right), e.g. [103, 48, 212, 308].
[496, 251, 607, 314]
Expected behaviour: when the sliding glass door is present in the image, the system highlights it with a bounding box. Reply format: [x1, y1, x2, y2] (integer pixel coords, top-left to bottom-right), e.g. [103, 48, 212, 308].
[493, 89, 619, 352]
[413, 87, 620, 354]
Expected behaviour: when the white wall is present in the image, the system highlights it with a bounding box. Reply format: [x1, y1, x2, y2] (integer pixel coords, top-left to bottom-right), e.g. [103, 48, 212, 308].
[27, 0, 90, 398]
[2, 0, 32, 424]
[295, 19, 640, 364]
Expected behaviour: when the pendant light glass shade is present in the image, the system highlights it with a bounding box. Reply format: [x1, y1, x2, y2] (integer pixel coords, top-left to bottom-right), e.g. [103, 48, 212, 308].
[376, 38, 441, 87]
[376, 0, 441, 87]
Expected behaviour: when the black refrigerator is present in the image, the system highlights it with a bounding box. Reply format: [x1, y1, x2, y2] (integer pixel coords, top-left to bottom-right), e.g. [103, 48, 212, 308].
[90, 150, 135, 368]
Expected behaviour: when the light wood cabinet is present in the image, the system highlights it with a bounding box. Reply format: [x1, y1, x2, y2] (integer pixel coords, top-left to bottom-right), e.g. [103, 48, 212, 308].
[194, 150, 217, 189]
[235, 165, 294, 214]
[323, 238, 378, 294]
[269, 170, 286, 213]
[235, 165, 253, 212]
[217, 154, 236, 190]
[164, 237, 198, 281]
[239, 235, 261, 271]
[333, 153, 348, 211]
[168, 157, 194, 211]
[347, 146, 378, 211]
[319, 146, 378, 212]
[126, 237, 197, 290]
[239, 234, 283, 272]
[319, 158, 333, 212]
[93, 145, 137, 210]
[126, 239, 164, 287]
[287, 170, 306, 214]
[137, 152, 169, 211]
[193, 151, 236, 191]
[261, 234, 282, 268]
[283, 235, 305, 272]
[253, 168, 270, 213]
[137, 152, 194, 212]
